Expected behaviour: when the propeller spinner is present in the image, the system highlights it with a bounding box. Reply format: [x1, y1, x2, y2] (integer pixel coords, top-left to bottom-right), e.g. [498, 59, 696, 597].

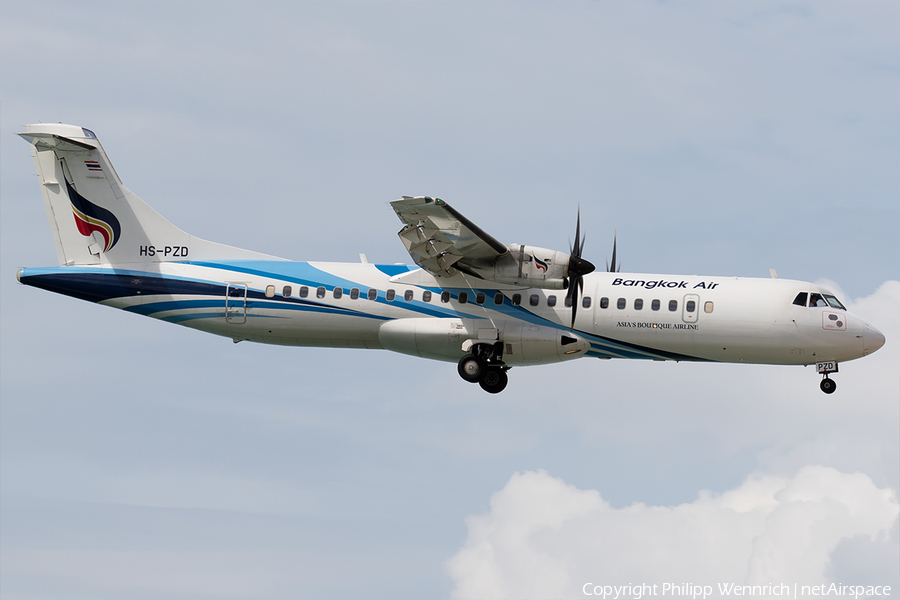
[565, 208, 596, 330]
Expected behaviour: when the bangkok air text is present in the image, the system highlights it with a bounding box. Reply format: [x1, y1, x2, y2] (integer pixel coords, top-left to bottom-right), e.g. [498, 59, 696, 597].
[612, 278, 719, 290]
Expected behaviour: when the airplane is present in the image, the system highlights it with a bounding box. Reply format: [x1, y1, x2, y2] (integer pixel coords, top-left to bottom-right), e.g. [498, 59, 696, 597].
[14, 123, 885, 394]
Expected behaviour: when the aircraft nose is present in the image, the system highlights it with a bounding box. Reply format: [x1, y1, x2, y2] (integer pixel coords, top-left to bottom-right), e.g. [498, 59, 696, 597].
[864, 324, 886, 355]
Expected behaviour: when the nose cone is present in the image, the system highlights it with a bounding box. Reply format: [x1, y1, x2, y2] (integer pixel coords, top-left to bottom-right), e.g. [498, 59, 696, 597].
[864, 324, 886, 355]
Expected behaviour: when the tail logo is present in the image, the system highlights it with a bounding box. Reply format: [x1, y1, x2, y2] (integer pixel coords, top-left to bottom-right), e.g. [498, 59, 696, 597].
[64, 177, 121, 252]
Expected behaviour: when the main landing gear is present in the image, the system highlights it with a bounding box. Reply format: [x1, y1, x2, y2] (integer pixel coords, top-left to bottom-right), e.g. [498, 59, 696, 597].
[458, 343, 509, 394]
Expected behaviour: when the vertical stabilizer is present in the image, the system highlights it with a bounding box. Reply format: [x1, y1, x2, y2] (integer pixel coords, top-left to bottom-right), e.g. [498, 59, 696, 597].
[19, 124, 280, 266]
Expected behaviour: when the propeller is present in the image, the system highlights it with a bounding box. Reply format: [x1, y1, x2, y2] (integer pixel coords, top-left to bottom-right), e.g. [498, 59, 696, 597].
[565, 208, 596, 330]
[606, 231, 620, 273]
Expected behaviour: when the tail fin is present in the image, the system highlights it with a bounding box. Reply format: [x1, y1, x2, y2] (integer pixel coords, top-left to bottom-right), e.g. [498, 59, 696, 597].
[19, 123, 279, 266]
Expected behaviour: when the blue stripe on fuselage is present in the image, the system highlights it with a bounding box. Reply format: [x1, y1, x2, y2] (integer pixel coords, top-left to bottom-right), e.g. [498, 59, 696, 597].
[18, 263, 710, 362]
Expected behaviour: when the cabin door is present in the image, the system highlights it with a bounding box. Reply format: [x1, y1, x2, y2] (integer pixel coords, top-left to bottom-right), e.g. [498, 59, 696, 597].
[592, 282, 609, 331]
[225, 283, 248, 324]
[682, 294, 700, 323]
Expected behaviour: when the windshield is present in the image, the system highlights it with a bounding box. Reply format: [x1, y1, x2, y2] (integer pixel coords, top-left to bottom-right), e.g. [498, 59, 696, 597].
[823, 294, 846, 310]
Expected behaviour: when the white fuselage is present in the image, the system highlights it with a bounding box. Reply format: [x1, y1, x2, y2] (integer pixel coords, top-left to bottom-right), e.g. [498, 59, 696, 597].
[17, 260, 884, 369]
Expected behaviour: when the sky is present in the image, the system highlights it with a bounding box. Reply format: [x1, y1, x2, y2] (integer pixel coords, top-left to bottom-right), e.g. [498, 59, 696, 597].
[1, 2, 898, 599]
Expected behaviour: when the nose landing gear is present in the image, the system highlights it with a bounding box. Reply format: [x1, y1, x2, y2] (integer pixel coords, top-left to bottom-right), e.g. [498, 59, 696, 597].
[458, 342, 509, 394]
[816, 361, 838, 394]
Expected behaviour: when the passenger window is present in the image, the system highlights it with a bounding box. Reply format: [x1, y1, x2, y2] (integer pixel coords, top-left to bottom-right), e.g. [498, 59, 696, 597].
[350, 288, 360, 300]
[512, 294, 522, 306]
[651, 299, 660, 311]
[265, 285, 275, 298]
[386, 289, 396, 301]
[530, 294, 539, 306]
[367, 288, 377, 300]
[582, 297, 591, 308]
[704, 301, 714, 313]
[809, 293, 825, 308]
[668, 300, 677, 311]
[458, 291, 468, 304]
[634, 298, 643, 310]
[316, 286, 326, 299]
[441, 291, 451, 303]
[299, 286, 309, 298]
[686, 300, 696, 312]
[422, 290, 432, 302]
[404, 290, 413, 301]
[600, 297, 609, 309]
[547, 295, 557, 307]
[333, 287, 343, 299]
[617, 298, 626, 309]
[475, 292, 485, 305]
[282, 285, 292, 298]
[494, 292, 504, 305]
[792, 292, 808, 307]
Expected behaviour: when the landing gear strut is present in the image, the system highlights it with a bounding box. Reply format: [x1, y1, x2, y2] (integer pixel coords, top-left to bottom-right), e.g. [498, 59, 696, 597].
[458, 342, 509, 394]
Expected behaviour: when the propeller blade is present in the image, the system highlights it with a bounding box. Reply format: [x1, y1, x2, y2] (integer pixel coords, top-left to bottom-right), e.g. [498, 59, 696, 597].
[566, 207, 594, 330]
[606, 231, 619, 273]
[568, 274, 582, 330]
[573, 208, 582, 258]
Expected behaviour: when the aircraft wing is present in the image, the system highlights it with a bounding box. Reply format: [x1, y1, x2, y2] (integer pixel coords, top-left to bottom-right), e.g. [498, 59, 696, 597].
[390, 196, 508, 277]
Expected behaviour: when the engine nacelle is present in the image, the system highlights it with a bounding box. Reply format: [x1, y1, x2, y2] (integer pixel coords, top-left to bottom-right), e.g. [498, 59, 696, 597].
[378, 318, 591, 366]
[466, 244, 570, 289]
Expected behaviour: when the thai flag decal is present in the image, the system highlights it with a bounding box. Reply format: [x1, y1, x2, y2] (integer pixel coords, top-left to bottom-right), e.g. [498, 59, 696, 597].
[534, 256, 548, 272]
[84, 160, 102, 172]
[64, 176, 121, 252]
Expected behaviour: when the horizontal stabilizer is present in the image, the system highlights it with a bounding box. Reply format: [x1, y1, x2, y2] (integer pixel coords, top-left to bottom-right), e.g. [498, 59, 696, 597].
[18, 132, 95, 153]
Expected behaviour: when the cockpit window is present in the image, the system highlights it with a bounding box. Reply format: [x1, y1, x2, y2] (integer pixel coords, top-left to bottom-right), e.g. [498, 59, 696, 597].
[808, 293, 826, 308]
[792, 292, 808, 307]
[823, 294, 846, 310]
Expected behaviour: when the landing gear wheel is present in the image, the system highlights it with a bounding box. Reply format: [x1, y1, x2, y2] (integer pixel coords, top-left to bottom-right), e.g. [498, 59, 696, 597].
[479, 368, 508, 394]
[820, 377, 837, 394]
[458, 354, 486, 383]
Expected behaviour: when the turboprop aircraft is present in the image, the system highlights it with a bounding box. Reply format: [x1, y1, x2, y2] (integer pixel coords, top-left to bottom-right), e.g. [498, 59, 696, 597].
[15, 123, 885, 394]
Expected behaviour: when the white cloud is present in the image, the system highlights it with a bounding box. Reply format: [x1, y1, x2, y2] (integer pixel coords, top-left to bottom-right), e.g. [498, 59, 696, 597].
[448, 467, 899, 600]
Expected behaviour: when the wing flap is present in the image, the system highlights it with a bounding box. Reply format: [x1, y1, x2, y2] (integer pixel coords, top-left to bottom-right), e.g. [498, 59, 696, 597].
[391, 196, 507, 277]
